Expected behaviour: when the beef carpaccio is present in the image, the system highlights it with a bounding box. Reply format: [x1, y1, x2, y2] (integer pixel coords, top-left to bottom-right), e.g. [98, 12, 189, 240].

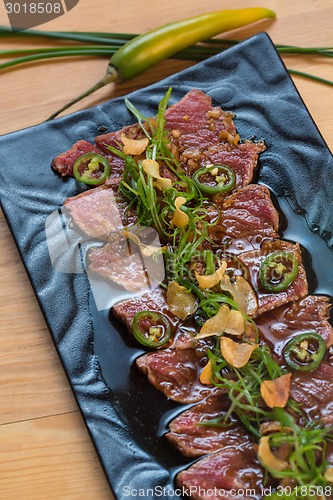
[53, 89, 333, 499]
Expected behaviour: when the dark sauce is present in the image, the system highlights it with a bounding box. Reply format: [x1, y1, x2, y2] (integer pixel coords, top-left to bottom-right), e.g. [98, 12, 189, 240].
[92, 300, 191, 472]
[278, 197, 333, 298]
[91, 193, 333, 488]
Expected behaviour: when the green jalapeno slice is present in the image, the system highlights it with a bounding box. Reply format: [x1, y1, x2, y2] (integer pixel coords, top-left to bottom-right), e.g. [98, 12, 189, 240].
[259, 251, 298, 293]
[73, 152, 111, 185]
[132, 311, 171, 348]
[283, 333, 326, 372]
[192, 165, 235, 195]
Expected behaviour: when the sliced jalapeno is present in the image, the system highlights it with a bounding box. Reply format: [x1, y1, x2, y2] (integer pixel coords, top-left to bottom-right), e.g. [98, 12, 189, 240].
[283, 333, 326, 372]
[73, 152, 111, 185]
[259, 251, 298, 293]
[192, 165, 235, 195]
[132, 311, 171, 348]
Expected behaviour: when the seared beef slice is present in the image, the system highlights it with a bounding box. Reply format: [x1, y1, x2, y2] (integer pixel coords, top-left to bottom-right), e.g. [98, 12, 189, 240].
[257, 295, 333, 353]
[112, 289, 169, 331]
[51, 140, 104, 177]
[165, 90, 265, 183]
[200, 141, 266, 189]
[64, 187, 123, 238]
[258, 295, 333, 420]
[291, 362, 333, 421]
[165, 89, 237, 151]
[166, 393, 248, 458]
[210, 184, 279, 252]
[177, 445, 264, 500]
[239, 240, 308, 315]
[136, 348, 216, 404]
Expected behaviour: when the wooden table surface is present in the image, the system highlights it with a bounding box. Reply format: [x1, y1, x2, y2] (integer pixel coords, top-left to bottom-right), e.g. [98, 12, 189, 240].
[0, 0, 332, 498]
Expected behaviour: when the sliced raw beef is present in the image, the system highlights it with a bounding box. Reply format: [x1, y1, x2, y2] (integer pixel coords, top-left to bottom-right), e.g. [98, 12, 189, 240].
[177, 444, 264, 500]
[136, 348, 216, 403]
[238, 240, 308, 316]
[166, 393, 248, 458]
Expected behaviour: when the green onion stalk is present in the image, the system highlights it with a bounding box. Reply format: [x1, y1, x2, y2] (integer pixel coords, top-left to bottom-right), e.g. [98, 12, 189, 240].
[0, 7, 333, 118]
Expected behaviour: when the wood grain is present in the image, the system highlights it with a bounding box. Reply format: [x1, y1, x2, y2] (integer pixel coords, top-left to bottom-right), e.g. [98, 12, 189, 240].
[0, 0, 332, 498]
[0, 412, 110, 499]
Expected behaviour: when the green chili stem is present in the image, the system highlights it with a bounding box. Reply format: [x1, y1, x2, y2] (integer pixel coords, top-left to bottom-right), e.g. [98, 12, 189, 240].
[46, 66, 120, 120]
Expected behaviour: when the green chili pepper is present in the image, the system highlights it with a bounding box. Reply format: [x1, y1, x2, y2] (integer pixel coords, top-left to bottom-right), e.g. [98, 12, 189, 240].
[73, 152, 111, 185]
[259, 251, 298, 293]
[132, 311, 171, 348]
[47, 8, 276, 119]
[192, 165, 235, 195]
[283, 333, 326, 372]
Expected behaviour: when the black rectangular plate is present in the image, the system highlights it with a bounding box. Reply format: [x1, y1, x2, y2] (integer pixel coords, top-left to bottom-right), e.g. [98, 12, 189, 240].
[1, 33, 333, 499]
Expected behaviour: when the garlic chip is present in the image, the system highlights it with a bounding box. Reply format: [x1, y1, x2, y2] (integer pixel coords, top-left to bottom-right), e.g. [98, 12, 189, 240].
[260, 373, 291, 409]
[199, 360, 213, 385]
[219, 274, 257, 316]
[171, 196, 189, 228]
[324, 468, 333, 483]
[166, 281, 197, 320]
[257, 436, 289, 471]
[259, 421, 291, 436]
[142, 159, 172, 190]
[195, 304, 230, 339]
[121, 133, 149, 155]
[220, 336, 258, 368]
[224, 309, 245, 336]
[244, 321, 258, 341]
[121, 229, 163, 256]
[195, 261, 227, 289]
[196, 305, 245, 340]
